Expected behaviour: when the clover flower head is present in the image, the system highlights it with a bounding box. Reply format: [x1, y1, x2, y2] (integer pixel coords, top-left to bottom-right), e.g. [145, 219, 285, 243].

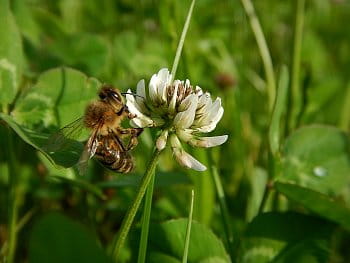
[126, 68, 228, 171]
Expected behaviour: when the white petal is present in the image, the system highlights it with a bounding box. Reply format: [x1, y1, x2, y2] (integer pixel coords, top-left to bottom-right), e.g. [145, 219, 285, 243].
[195, 107, 224, 132]
[173, 94, 198, 129]
[196, 92, 212, 115]
[195, 86, 203, 95]
[136, 79, 146, 98]
[170, 135, 206, 171]
[168, 80, 180, 114]
[176, 129, 192, 143]
[189, 135, 228, 148]
[130, 117, 154, 128]
[156, 130, 168, 151]
[193, 96, 224, 132]
[126, 88, 148, 115]
[135, 80, 149, 114]
[157, 68, 171, 104]
[126, 99, 154, 128]
[149, 73, 159, 104]
[173, 148, 207, 171]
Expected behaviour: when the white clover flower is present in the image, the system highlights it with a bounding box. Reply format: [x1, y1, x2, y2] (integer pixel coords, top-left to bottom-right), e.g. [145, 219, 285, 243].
[126, 68, 228, 171]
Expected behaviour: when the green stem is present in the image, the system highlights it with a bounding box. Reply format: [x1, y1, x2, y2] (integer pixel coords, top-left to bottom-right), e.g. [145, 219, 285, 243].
[210, 164, 235, 260]
[182, 190, 195, 263]
[111, 149, 161, 261]
[7, 129, 18, 263]
[289, 0, 305, 130]
[137, 169, 156, 263]
[0, 208, 37, 257]
[170, 0, 196, 80]
[240, 0, 276, 110]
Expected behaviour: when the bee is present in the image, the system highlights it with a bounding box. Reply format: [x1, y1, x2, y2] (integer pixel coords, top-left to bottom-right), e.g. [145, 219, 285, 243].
[45, 85, 143, 174]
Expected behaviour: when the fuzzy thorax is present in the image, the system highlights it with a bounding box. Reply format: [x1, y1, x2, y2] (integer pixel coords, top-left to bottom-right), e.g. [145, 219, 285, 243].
[84, 101, 124, 135]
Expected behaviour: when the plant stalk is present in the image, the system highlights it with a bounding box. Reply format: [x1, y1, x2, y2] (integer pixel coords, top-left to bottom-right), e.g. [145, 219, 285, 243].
[182, 190, 195, 263]
[137, 169, 156, 263]
[289, 0, 305, 130]
[240, 0, 276, 110]
[6, 129, 18, 263]
[111, 149, 161, 261]
[170, 0, 196, 80]
[210, 164, 235, 260]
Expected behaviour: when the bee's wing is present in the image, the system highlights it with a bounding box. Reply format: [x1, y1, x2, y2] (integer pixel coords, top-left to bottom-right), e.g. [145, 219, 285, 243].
[77, 124, 101, 175]
[44, 117, 85, 152]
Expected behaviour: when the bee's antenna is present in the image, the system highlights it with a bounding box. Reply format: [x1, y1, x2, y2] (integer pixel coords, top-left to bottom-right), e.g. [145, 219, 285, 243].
[121, 92, 145, 99]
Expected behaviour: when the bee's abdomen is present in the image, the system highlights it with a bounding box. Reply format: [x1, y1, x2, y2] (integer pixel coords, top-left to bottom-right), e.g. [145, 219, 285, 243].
[110, 154, 134, 173]
[95, 148, 133, 173]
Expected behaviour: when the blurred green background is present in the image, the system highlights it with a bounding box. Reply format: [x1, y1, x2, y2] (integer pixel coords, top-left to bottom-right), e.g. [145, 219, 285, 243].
[1, 0, 350, 262]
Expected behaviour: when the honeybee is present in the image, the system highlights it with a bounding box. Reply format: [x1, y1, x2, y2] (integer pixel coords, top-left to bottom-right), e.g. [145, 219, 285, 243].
[45, 85, 143, 174]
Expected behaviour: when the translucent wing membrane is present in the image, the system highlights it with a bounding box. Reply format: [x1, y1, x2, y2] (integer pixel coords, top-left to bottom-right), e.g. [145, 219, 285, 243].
[43, 117, 85, 152]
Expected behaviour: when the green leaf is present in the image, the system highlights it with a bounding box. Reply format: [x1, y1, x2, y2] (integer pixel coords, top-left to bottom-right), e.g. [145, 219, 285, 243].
[269, 65, 289, 155]
[275, 182, 350, 231]
[0, 113, 82, 168]
[238, 212, 334, 263]
[0, 0, 25, 110]
[13, 67, 100, 129]
[29, 213, 113, 263]
[148, 218, 230, 263]
[277, 125, 350, 203]
[246, 167, 268, 221]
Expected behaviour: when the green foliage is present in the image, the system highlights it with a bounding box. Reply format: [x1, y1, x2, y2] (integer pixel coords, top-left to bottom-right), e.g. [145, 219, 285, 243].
[0, 0, 24, 111]
[148, 219, 230, 263]
[29, 213, 113, 263]
[277, 125, 350, 203]
[238, 212, 333, 263]
[1, 0, 350, 262]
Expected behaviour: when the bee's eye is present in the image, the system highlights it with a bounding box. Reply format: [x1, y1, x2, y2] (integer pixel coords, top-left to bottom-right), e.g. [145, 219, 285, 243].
[111, 92, 121, 101]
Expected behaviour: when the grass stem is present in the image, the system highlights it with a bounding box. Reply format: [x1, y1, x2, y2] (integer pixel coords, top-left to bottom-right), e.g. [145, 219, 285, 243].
[182, 190, 195, 263]
[210, 164, 234, 260]
[137, 169, 156, 263]
[170, 0, 196, 80]
[110, 149, 161, 261]
[289, 0, 305, 130]
[240, 0, 276, 110]
[7, 129, 18, 263]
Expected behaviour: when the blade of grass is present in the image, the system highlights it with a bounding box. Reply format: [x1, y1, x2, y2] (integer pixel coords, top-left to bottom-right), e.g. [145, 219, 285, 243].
[50, 175, 106, 200]
[170, 0, 196, 80]
[269, 65, 289, 156]
[210, 163, 234, 260]
[0, 207, 37, 257]
[182, 189, 195, 263]
[6, 129, 19, 263]
[240, 0, 276, 110]
[289, 0, 305, 130]
[137, 170, 156, 263]
[110, 149, 161, 261]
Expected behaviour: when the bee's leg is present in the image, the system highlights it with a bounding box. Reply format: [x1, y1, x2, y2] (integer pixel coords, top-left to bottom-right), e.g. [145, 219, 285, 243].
[123, 105, 137, 119]
[114, 127, 143, 150]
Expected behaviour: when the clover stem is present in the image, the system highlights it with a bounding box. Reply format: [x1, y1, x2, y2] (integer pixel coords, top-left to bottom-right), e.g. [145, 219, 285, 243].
[111, 148, 162, 261]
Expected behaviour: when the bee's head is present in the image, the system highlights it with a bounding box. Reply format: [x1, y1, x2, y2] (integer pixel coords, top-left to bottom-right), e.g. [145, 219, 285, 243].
[99, 85, 125, 112]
